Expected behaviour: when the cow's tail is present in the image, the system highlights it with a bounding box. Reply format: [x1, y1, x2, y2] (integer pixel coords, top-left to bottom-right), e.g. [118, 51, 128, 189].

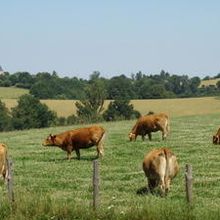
[97, 131, 106, 157]
[165, 116, 170, 135]
[163, 148, 171, 194]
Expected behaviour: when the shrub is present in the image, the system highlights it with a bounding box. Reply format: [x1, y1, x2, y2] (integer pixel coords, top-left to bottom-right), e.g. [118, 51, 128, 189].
[103, 99, 141, 121]
[0, 100, 12, 131]
[11, 94, 57, 130]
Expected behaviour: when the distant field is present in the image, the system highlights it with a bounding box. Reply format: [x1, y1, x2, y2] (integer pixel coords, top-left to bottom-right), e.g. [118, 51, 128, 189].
[2, 96, 220, 117]
[0, 87, 29, 99]
[1, 86, 220, 117]
[200, 78, 220, 87]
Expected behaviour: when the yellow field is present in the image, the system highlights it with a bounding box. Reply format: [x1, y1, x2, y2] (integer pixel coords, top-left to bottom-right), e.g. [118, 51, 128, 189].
[200, 79, 219, 87]
[2, 97, 220, 117]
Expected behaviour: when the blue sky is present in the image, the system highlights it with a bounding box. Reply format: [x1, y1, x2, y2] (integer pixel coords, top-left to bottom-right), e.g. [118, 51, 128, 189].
[1, 0, 220, 78]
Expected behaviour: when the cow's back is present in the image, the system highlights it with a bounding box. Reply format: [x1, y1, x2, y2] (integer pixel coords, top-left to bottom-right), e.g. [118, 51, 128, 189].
[71, 126, 105, 148]
[143, 147, 179, 193]
[143, 148, 167, 178]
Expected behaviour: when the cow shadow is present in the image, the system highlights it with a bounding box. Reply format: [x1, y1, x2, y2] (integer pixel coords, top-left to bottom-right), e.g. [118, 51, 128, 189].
[44, 155, 98, 162]
[136, 186, 151, 195]
[136, 186, 163, 197]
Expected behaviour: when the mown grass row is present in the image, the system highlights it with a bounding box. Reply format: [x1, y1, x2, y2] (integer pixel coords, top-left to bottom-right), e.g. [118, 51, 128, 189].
[0, 113, 220, 219]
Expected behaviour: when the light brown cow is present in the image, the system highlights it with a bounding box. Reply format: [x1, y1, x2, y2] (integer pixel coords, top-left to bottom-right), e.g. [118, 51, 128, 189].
[213, 128, 220, 144]
[0, 143, 8, 181]
[42, 126, 105, 160]
[129, 113, 169, 141]
[143, 147, 179, 195]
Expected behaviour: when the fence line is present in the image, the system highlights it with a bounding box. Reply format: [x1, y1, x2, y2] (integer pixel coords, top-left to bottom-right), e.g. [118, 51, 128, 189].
[185, 164, 193, 204]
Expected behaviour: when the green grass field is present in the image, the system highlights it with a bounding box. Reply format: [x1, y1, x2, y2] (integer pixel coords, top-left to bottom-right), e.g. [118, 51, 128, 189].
[0, 87, 29, 99]
[1, 113, 220, 219]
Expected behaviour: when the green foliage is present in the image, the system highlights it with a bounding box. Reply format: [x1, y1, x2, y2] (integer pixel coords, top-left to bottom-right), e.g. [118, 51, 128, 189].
[107, 75, 136, 99]
[0, 70, 220, 99]
[103, 99, 141, 121]
[11, 94, 57, 129]
[0, 100, 12, 131]
[75, 74, 107, 122]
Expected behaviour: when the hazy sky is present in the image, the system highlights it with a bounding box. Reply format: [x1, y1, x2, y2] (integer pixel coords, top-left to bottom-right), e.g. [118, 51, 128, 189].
[1, 0, 220, 78]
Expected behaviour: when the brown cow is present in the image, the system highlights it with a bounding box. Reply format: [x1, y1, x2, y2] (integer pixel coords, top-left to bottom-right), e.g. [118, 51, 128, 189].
[129, 113, 169, 141]
[0, 143, 8, 181]
[143, 147, 179, 195]
[42, 126, 105, 160]
[213, 128, 220, 144]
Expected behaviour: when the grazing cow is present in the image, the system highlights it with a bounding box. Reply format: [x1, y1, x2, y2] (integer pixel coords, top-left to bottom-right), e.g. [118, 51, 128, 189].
[129, 113, 169, 141]
[42, 126, 105, 160]
[0, 143, 8, 181]
[143, 147, 179, 195]
[213, 128, 220, 144]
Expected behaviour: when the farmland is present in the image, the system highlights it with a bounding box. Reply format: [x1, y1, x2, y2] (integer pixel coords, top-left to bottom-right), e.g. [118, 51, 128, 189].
[2, 96, 220, 117]
[1, 86, 220, 117]
[1, 112, 220, 219]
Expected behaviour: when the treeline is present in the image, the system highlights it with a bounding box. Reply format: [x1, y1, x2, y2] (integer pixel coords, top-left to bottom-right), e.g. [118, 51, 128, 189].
[0, 92, 140, 132]
[1, 70, 220, 99]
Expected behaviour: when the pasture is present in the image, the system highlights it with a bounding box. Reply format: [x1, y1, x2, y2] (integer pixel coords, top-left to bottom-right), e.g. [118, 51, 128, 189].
[1, 113, 220, 219]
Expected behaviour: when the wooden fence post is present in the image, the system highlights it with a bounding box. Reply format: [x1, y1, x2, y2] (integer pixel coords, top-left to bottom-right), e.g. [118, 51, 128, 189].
[93, 159, 99, 210]
[185, 164, 193, 204]
[6, 158, 14, 203]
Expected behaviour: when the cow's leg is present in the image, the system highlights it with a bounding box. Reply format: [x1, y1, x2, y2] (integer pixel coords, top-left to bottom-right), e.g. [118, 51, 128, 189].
[75, 149, 80, 160]
[162, 129, 167, 140]
[165, 178, 171, 195]
[148, 178, 157, 193]
[141, 134, 145, 141]
[148, 133, 152, 141]
[97, 142, 104, 158]
[67, 151, 72, 160]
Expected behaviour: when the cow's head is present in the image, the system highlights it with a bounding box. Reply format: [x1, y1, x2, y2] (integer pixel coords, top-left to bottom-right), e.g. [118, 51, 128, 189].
[128, 132, 136, 141]
[213, 135, 219, 144]
[42, 134, 57, 146]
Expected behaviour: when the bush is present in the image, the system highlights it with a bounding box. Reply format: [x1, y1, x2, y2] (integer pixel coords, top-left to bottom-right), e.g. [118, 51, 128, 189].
[103, 100, 141, 121]
[11, 94, 57, 130]
[0, 100, 12, 131]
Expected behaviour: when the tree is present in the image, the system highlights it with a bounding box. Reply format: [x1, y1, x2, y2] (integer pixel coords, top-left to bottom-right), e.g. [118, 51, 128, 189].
[107, 75, 136, 99]
[103, 99, 140, 121]
[75, 75, 107, 122]
[0, 100, 12, 131]
[11, 94, 56, 130]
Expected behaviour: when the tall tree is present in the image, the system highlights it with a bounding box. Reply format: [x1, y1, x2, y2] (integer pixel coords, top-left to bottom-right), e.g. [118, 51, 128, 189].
[75, 74, 107, 122]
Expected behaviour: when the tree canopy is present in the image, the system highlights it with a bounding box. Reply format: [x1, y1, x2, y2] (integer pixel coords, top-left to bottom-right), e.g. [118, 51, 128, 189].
[0, 70, 220, 99]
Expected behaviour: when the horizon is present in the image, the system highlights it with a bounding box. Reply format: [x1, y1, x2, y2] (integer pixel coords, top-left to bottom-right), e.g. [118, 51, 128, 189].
[1, 1, 220, 79]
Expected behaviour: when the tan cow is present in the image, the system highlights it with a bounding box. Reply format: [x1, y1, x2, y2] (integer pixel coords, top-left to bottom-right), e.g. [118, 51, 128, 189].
[143, 147, 179, 195]
[42, 126, 105, 160]
[213, 128, 220, 144]
[129, 113, 169, 141]
[0, 143, 8, 181]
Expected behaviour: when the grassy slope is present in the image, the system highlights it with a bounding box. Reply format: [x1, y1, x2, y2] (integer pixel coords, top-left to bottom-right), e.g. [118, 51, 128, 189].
[0, 87, 29, 99]
[1, 113, 220, 219]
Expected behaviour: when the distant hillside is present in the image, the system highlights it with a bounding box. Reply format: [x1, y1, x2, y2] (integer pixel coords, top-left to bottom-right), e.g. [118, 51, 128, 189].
[2, 97, 220, 117]
[200, 78, 220, 87]
[0, 87, 29, 99]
